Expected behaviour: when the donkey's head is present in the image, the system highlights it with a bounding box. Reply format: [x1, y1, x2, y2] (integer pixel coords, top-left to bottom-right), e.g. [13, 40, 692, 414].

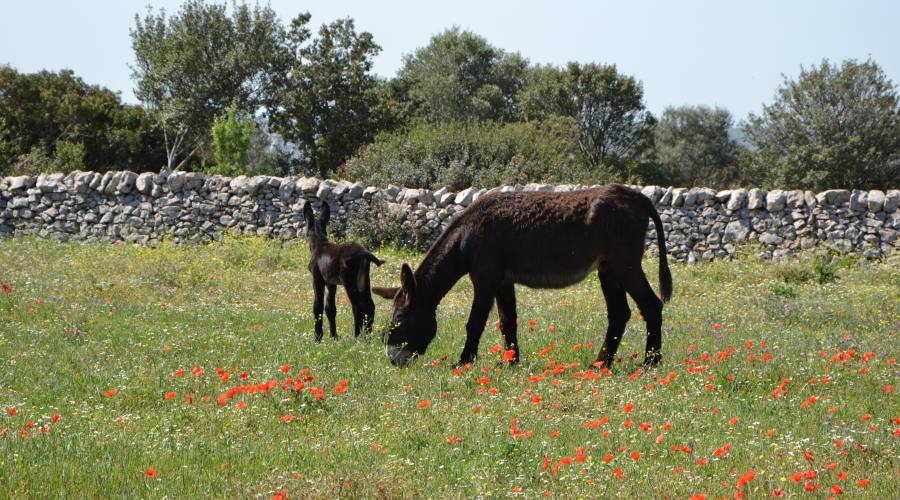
[303, 202, 330, 246]
[373, 263, 437, 366]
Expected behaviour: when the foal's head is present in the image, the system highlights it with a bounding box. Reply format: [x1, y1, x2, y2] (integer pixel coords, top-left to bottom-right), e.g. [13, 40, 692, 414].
[303, 202, 330, 247]
[373, 264, 437, 366]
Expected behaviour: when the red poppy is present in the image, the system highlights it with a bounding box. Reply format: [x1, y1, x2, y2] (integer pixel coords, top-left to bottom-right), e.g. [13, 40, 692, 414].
[51, 414, 60, 423]
[612, 468, 624, 479]
[771, 489, 784, 497]
[630, 451, 641, 460]
[145, 468, 157, 478]
[502, 349, 517, 362]
[728, 416, 739, 426]
[164, 391, 176, 400]
[418, 400, 431, 409]
[280, 415, 295, 423]
[273, 490, 286, 500]
[602, 453, 613, 463]
[531, 395, 541, 404]
[623, 403, 634, 413]
[856, 479, 869, 487]
[7, 408, 16, 416]
[2, 283, 10, 294]
[103, 389, 118, 397]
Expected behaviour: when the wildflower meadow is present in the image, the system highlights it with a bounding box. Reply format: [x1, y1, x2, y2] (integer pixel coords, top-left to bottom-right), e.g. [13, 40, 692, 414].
[0, 237, 897, 498]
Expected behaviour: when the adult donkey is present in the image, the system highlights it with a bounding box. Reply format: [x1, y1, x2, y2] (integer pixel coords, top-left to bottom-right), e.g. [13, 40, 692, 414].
[373, 184, 672, 368]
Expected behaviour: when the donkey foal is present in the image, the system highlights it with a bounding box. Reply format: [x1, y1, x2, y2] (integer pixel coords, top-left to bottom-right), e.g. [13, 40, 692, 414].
[304, 202, 383, 341]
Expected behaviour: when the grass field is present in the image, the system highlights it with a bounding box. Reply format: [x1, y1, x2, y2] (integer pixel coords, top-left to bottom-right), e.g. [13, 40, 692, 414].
[1, 237, 898, 498]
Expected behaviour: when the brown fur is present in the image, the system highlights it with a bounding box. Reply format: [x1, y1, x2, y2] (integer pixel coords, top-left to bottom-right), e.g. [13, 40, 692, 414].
[373, 183, 671, 367]
[304, 202, 383, 341]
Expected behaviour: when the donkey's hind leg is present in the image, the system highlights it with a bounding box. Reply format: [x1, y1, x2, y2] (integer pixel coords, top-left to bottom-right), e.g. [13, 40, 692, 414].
[325, 284, 338, 339]
[341, 263, 365, 337]
[594, 268, 631, 369]
[620, 266, 664, 367]
[357, 260, 377, 335]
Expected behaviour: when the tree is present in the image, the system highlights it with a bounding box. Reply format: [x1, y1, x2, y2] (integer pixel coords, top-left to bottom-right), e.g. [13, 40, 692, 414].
[652, 105, 742, 187]
[209, 104, 258, 175]
[742, 59, 900, 190]
[271, 16, 384, 176]
[130, 0, 289, 170]
[0, 65, 164, 175]
[394, 28, 528, 124]
[518, 63, 655, 176]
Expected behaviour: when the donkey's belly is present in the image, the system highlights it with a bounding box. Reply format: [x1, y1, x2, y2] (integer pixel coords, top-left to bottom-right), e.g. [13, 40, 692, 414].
[506, 259, 599, 289]
[315, 255, 342, 286]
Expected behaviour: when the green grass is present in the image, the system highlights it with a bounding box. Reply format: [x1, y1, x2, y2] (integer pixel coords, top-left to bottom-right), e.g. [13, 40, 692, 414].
[1, 237, 898, 498]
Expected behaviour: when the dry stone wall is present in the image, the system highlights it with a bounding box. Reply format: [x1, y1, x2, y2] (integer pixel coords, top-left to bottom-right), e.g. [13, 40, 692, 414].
[1, 170, 898, 263]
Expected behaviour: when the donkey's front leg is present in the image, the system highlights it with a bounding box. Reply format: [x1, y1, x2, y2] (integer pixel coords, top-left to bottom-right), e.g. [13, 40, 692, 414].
[458, 287, 496, 366]
[495, 283, 520, 364]
[312, 272, 326, 343]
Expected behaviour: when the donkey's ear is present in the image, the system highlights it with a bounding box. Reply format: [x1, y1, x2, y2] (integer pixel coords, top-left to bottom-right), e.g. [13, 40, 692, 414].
[303, 202, 315, 229]
[319, 202, 331, 228]
[373, 287, 399, 300]
[400, 263, 416, 296]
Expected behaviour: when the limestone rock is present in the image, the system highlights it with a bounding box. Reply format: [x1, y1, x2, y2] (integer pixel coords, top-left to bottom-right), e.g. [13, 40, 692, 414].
[867, 190, 885, 212]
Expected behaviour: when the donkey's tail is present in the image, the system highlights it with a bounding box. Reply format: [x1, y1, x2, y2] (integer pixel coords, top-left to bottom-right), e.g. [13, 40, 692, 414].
[365, 252, 385, 267]
[648, 204, 673, 303]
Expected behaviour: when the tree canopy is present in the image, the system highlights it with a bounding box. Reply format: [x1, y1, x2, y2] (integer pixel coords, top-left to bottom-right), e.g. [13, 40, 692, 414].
[742, 59, 900, 190]
[0, 65, 163, 176]
[653, 105, 742, 187]
[130, 0, 289, 169]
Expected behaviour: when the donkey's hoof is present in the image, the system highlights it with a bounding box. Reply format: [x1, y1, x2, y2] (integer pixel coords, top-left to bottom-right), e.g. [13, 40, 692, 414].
[642, 353, 662, 367]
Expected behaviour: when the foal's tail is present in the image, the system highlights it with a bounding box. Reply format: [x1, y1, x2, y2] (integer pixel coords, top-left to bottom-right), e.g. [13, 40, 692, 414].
[648, 204, 673, 303]
[365, 252, 385, 267]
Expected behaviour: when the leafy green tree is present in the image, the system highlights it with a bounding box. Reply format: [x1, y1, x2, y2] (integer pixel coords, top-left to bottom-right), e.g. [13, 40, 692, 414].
[130, 0, 289, 170]
[394, 28, 528, 124]
[652, 105, 742, 187]
[742, 59, 900, 189]
[0, 65, 164, 174]
[209, 105, 258, 175]
[272, 16, 383, 176]
[518, 63, 655, 176]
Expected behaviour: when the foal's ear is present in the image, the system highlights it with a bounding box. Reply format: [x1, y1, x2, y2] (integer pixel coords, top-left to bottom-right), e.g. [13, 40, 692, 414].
[400, 263, 416, 296]
[303, 202, 315, 229]
[319, 203, 331, 229]
[372, 287, 399, 300]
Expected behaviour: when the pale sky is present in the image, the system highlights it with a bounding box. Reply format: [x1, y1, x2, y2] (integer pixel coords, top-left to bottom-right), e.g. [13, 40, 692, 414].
[1, 0, 898, 120]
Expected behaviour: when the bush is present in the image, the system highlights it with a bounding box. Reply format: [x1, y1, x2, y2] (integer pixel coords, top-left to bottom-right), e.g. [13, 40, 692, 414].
[210, 105, 258, 174]
[771, 255, 841, 286]
[346, 117, 605, 190]
[343, 199, 426, 251]
[51, 140, 86, 174]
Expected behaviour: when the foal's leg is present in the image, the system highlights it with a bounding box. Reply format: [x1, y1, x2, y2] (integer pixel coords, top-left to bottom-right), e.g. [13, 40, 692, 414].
[325, 284, 338, 339]
[621, 267, 664, 366]
[341, 264, 365, 337]
[312, 270, 326, 343]
[495, 283, 519, 364]
[458, 285, 497, 366]
[358, 261, 376, 335]
[593, 269, 631, 368]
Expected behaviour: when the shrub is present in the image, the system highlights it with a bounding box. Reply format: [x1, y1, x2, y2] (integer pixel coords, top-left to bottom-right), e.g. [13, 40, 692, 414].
[343, 199, 426, 250]
[51, 140, 86, 174]
[210, 105, 258, 174]
[346, 117, 605, 190]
